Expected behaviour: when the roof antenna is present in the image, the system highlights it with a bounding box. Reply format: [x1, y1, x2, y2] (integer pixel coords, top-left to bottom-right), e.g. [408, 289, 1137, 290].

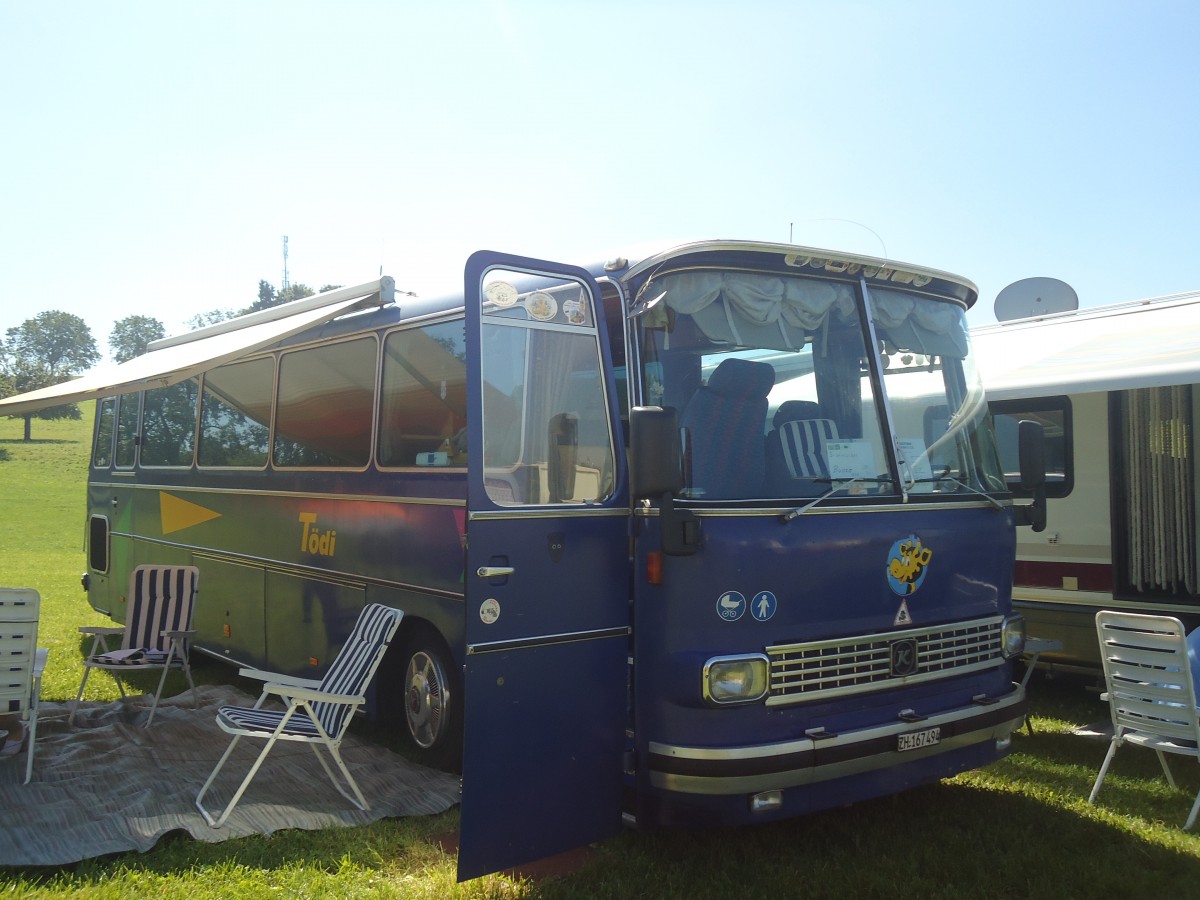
[791, 218, 888, 260]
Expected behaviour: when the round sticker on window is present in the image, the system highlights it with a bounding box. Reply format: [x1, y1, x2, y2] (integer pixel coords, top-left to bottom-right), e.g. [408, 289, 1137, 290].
[485, 281, 518, 308]
[526, 291, 558, 321]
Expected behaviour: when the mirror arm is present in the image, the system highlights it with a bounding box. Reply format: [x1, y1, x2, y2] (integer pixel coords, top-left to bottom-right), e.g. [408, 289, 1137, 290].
[659, 492, 701, 556]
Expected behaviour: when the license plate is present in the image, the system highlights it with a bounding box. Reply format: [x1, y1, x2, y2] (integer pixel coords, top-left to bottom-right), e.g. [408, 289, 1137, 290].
[898, 726, 941, 751]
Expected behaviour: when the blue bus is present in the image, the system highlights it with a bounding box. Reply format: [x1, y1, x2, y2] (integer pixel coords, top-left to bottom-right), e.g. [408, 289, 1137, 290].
[0, 241, 1042, 880]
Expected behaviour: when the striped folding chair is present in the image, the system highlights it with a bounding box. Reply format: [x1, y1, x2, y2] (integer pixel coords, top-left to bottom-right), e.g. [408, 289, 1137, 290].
[0, 588, 48, 784]
[195, 602, 404, 827]
[71, 565, 199, 727]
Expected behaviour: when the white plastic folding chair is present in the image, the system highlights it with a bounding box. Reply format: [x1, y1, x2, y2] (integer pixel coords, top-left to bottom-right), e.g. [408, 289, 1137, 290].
[0, 587, 48, 784]
[1089, 610, 1200, 829]
[71, 565, 199, 727]
[195, 603, 403, 827]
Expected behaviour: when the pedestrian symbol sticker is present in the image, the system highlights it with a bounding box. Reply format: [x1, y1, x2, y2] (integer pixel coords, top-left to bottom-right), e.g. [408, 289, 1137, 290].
[894, 599, 912, 627]
[716, 591, 746, 621]
[751, 591, 777, 622]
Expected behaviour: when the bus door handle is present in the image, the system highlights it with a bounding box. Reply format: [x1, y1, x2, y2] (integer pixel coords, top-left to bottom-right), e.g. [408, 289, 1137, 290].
[476, 566, 515, 578]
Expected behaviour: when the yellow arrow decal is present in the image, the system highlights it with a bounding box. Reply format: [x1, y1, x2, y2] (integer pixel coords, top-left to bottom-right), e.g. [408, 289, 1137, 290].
[159, 492, 221, 534]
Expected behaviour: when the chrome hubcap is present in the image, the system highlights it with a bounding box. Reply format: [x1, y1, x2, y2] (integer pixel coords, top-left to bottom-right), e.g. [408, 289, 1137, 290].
[404, 649, 446, 749]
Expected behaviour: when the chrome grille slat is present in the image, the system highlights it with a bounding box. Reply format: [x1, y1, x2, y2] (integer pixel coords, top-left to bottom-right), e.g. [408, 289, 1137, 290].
[765, 616, 1004, 706]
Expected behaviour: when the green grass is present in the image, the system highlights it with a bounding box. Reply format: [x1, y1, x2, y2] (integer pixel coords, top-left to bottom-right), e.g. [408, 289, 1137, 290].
[3, 411, 1200, 897]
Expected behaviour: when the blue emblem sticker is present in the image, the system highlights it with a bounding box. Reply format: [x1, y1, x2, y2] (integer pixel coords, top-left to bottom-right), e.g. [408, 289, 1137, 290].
[751, 591, 777, 622]
[716, 591, 746, 621]
[886, 534, 933, 596]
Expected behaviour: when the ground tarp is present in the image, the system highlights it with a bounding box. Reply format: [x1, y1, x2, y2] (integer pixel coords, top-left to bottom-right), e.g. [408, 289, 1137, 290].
[0, 684, 461, 867]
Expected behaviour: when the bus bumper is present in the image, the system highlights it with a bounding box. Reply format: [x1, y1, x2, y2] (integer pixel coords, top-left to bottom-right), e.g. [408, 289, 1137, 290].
[644, 687, 1025, 802]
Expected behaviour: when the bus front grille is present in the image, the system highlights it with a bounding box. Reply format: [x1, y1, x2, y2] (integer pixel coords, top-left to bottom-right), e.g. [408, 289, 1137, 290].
[765, 616, 1005, 706]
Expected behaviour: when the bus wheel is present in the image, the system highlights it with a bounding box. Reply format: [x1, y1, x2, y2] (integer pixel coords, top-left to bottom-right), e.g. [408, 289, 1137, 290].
[400, 628, 461, 766]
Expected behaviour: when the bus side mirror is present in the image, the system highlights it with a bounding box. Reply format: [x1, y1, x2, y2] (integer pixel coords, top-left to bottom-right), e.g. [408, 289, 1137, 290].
[630, 406, 684, 499]
[629, 406, 700, 556]
[1016, 419, 1047, 532]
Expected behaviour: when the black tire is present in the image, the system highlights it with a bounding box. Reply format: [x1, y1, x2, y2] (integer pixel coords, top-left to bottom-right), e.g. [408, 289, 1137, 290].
[398, 626, 462, 769]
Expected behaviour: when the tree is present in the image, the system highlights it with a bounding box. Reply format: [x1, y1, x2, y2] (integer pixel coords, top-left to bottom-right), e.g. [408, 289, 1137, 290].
[109, 315, 166, 364]
[1, 310, 100, 440]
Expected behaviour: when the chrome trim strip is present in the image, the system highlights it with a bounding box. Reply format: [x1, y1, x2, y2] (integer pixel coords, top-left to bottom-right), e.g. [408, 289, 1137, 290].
[468, 507, 630, 522]
[92, 481, 466, 507]
[633, 499, 1009, 518]
[647, 689, 1024, 795]
[467, 625, 630, 655]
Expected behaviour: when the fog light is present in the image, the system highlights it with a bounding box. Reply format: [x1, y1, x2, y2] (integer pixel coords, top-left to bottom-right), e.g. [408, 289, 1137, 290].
[996, 735, 1013, 753]
[704, 654, 769, 704]
[750, 790, 782, 813]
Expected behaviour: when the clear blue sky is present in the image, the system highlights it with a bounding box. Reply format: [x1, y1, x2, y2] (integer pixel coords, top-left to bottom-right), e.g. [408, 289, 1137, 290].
[3, 1, 1197, 362]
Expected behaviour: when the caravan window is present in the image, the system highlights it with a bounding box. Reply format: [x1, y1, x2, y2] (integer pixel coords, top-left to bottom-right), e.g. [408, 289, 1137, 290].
[990, 396, 1073, 498]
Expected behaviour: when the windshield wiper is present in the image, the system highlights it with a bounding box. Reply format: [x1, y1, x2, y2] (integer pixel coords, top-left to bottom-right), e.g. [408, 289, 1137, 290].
[942, 476, 1005, 510]
[902, 465, 1005, 510]
[780, 476, 895, 522]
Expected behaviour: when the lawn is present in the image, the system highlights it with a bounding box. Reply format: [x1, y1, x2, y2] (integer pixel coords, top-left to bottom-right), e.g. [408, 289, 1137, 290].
[2, 410, 1200, 897]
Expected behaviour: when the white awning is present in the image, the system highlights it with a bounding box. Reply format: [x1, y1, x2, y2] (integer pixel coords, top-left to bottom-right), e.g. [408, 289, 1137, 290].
[0, 277, 394, 416]
[972, 291, 1200, 401]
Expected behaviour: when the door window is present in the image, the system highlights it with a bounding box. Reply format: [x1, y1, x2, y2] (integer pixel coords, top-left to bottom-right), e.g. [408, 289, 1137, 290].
[479, 275, 616, 506]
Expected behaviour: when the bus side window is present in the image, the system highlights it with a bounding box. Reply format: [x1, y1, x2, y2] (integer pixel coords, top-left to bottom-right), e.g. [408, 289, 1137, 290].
[378, 319, 468, 468]
[274, 337, 377, 469]
[140, 379, 199, 467]
[93, 397, 116, 469]
[115, 393, 140, 469]
[198, 357, 274, 468]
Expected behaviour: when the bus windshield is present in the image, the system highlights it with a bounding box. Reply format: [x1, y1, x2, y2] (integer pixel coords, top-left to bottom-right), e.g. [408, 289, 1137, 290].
[634, 269, 1004, 502]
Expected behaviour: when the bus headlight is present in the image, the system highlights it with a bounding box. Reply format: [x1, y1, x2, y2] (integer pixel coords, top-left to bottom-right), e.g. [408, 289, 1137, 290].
[703, 654, 769, 704]
[1001, 615, 1026, 659]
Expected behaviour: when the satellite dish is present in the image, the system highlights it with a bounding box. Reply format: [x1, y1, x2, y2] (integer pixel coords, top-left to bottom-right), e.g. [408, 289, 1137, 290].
[994, 277, 1079, 321]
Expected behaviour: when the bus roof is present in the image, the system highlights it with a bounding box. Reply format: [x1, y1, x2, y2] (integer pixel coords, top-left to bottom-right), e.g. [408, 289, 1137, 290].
[621, 240, 979, 310]
[973, 289, 1200, 401]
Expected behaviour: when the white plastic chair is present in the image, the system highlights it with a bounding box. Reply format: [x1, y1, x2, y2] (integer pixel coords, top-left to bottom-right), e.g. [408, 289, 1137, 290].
[195, 602, 403, 827]
[1089, 610, 1200, 828]
[0, 587, 49, 784]
[71, 565, 199, 727]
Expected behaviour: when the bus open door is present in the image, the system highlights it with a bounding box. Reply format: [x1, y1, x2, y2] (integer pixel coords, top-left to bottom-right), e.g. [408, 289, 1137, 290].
[458, 252, 631, 880]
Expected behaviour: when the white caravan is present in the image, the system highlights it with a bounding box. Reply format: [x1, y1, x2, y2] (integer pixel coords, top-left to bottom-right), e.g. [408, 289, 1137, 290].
[973, 290, 1200, 669]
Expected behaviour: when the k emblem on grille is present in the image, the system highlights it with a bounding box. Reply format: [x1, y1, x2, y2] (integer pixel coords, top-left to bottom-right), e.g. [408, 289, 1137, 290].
[890, 638, 918, 677]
